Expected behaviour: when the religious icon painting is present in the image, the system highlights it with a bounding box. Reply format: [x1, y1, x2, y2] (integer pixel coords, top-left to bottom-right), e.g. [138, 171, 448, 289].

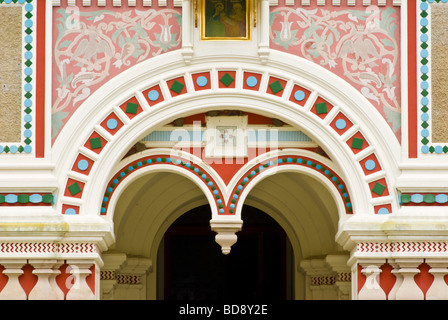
[201, 0, 251, 40]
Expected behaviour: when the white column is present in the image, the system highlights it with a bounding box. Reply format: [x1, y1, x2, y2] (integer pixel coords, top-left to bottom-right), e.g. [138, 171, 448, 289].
[258, 0, 270, 62]
[394, 259, 424, 300]
[65, 260, 95, 300]
[182, 0, 194, 63]
[0, 261, 27, 300]
[28, 260, 64, 300]
[325, 255, 351, 300]
[358, 260, 386, 300]
[426, 259, 448, 300]
[387, 260, 402, 300]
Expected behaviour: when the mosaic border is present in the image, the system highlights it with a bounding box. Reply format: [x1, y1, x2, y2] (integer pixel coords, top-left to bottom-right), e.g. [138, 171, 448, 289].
[419, 0, 448, 155]
[0, 0, 35, 155]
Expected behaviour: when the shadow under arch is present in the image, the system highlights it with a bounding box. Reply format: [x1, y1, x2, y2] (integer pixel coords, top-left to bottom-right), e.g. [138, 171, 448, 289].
[161, 204, 295, 300]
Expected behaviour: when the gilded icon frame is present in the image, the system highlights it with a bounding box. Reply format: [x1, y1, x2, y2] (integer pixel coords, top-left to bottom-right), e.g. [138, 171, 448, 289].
[200, 0, 251, 40]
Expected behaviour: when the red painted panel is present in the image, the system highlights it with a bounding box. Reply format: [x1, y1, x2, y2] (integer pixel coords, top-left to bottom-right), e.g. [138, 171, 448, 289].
[18, 264, 38, 299]
[289, 84, 312, 106]
[415, 262, 434, 298]
[191, 72, 211, 91]
[100, 112, 124, 136]
[36, 0, 46, 158]
[408, 0, 418, 158]
[310, 96, 334, 120]
[380, 263, 396, 299]
[142, 84, 165, 107]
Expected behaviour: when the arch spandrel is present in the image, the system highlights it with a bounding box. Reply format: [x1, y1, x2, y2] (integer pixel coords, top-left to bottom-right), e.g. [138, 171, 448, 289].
[52, 51, 401, 251]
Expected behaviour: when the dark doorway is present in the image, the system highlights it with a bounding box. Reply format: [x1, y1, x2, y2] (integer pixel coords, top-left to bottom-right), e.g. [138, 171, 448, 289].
[163, 205, 289, 300]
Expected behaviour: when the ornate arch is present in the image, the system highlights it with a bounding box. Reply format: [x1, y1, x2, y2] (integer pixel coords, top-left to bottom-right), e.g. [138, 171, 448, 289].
[53, 50, 400, 228]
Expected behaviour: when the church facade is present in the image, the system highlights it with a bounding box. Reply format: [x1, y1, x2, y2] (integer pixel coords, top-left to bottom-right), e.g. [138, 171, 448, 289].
[0, 0, 447, 300]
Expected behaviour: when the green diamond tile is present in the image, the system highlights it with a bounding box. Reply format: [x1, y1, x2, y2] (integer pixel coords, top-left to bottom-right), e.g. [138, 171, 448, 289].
[0, 195, 4, 203]
[351, 137, 364, 150]
[421, 121, 429, 129]
[89, 137, 102, 149]
[170, 80, 185, 94]
[269, 80, 284, 94]
[125, 102, 138, 114]
[220, 73, 234, 87]
[444, 146, 448, 153]
[68, 182, 82, 196]
[372, 182, 386, 196]
[316, 102, 328, 115]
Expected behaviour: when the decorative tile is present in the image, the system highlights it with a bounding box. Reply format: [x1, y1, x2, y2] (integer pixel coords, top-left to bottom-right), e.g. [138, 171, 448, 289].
[119, 96, 143, 119]
[311, 97, 333, 119]
[192, 72, 211, 91]
[167, 77, 187, 96]
[268, 78, 285, 95]
[142, 84, 164, 107]
[418, 0, 448, 155]
[219, 72, 235, 87]
[0, 1, 35, 155]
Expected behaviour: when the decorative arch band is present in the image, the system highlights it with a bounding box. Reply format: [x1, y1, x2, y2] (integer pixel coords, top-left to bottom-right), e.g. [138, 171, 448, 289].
[100, 154, 224, 216]
[97, 152, 354, 217]
[58, 64, 395, 215]
[230, 154, 353, 215]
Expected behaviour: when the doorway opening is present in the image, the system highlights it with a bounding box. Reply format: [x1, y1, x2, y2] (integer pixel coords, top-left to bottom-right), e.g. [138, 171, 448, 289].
[161, 205, 293, 300]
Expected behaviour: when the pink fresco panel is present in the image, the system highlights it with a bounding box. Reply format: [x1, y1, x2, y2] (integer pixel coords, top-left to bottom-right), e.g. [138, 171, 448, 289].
[52, 2, 182, 142]
[270, 0, 401, 141]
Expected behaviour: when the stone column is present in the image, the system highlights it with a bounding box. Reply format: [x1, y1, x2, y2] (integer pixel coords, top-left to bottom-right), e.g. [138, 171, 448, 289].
[100, 253, 127, 300]
[325, 255, 351, 300]
[393, 259, 424, 300]
[65, 260, 95, 300]
[387, 260, 402, 300]
[28, 260, 64, 300]
[357, 260, 386, 300]
[426, 259, 448, 300]
[258, 0, 270, 62]
[0, 261, 27, 300]
[182, 0, 194, 63]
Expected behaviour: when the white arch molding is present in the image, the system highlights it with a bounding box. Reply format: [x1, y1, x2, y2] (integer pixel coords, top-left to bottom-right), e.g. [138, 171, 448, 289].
[52, 49, 401, 254]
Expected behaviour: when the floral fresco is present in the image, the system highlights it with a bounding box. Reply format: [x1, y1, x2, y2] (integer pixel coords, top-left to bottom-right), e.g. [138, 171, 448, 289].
[270, 4, 401, 140]
[52, 5, 182, 141]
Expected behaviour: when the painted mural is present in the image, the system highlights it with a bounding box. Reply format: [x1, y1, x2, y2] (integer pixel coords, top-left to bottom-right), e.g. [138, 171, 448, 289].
[270, 3, 401, 140]
[52, 4, 182, 141]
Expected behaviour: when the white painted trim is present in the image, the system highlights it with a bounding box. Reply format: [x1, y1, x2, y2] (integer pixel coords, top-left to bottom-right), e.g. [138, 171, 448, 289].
[51, 51, 401, 228]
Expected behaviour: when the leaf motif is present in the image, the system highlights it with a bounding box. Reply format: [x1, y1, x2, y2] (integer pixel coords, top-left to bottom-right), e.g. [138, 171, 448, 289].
[52, 112, 69, 139]
[58, 40, 73, 49]
[380, 38, 395, 49]
[383, 105, 401, 132]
